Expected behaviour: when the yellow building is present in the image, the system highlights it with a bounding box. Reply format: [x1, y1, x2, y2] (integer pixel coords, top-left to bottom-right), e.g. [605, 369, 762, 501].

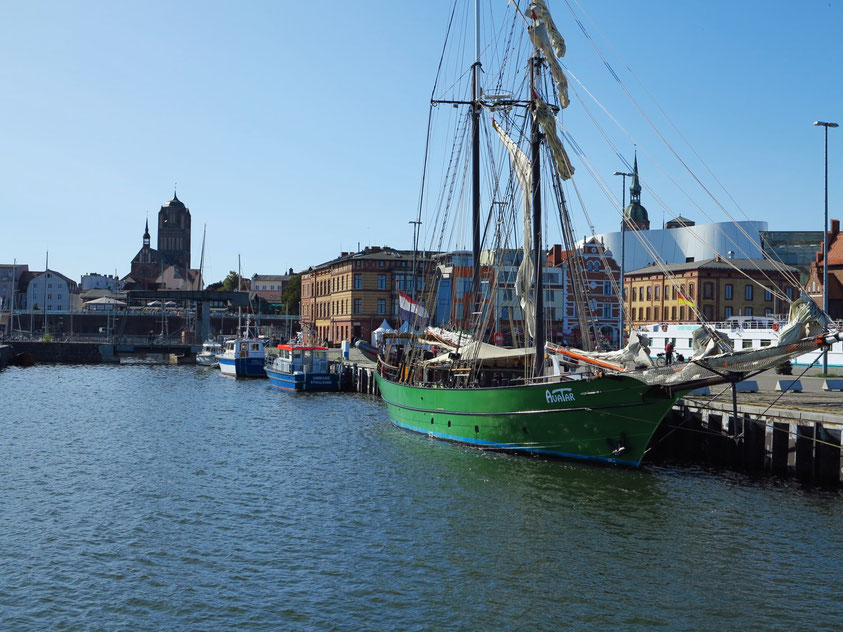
[301, 247, 434, 345]
[624, 257, 798, 328]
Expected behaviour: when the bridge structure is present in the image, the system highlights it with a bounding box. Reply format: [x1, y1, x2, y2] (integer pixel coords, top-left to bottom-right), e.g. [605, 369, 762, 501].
[126, 290, 252, 342]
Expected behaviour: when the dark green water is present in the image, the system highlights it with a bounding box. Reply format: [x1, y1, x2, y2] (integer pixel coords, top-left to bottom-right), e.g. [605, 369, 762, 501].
[1, 364, 841, 631]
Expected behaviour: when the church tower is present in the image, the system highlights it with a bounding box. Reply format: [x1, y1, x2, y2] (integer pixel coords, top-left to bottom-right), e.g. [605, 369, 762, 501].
[157, 191, 191, 273]
[623, 155, 650, 231]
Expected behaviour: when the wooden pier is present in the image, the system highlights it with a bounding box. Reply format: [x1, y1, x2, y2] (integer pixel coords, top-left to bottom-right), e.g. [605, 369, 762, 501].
[649, 396, 842, 486]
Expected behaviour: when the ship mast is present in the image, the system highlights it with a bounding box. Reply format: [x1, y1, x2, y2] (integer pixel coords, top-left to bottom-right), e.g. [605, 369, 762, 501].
[470, 0, 482, 315]
[530, 56, 545, 378]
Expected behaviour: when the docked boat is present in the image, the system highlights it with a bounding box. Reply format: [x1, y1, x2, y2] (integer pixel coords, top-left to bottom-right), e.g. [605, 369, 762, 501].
[639, 317, 843, 369]
[264, 344, 340, 392]
[196, 339, 223, 367]
[372, 0, 842, 467]
[217, 338, 266, 378]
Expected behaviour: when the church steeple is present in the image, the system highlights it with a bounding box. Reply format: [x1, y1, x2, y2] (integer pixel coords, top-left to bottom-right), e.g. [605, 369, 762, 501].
[623, 153, 649, 231]
[143, 217, 150, 247]
[629, 154, 641, 203]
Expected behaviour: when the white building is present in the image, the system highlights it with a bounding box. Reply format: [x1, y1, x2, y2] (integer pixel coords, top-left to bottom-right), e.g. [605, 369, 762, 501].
[595, 220, 768, 274]
[80, 273, 123, 291]
[25, 270, 79, 312]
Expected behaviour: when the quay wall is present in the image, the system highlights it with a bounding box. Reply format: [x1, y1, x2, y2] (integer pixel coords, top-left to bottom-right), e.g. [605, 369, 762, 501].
[0, 344, 11, 369]
[11, 341, 108, 364]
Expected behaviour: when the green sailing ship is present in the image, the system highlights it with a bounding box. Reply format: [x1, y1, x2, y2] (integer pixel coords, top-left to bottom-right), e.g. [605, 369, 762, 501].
[371, 0, 841, 467]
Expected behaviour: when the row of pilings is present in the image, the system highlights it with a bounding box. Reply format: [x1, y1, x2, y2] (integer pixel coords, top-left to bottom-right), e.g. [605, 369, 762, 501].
[648, 399, 842, 486]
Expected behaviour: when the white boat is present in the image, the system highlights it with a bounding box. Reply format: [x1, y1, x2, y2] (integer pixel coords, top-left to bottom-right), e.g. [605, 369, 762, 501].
[639, 316, 843, 369]
[196, 339, 223, 366]
[217, 337, 267, 378]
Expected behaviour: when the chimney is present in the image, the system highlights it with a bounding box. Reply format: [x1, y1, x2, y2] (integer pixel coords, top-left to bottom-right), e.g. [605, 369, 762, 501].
[832, 219, 840, 237]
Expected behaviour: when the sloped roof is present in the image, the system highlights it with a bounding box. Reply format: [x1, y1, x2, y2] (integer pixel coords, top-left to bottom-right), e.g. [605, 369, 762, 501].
[628, 257, 797, 276]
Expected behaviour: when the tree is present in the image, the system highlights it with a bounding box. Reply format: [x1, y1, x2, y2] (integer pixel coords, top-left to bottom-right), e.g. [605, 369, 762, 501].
[280, 274, 301, 312]
[212, 271, 250, 292]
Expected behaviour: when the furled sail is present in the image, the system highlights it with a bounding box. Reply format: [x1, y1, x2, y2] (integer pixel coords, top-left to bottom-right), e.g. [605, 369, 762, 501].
[492, 119, 536, 338]
[535, 99, 574, 180]
[527, 0, 569, 108]
[777, 296, 832, 345]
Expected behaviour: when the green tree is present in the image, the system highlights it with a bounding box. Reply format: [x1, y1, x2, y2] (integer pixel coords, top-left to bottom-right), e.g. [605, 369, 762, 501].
[280, 274, 301, 312]
[214, 271, 250, 292]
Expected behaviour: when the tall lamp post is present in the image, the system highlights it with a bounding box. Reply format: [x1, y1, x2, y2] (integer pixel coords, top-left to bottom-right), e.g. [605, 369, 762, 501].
[814, 121, 838, 375]
[613, 170, 634, 346]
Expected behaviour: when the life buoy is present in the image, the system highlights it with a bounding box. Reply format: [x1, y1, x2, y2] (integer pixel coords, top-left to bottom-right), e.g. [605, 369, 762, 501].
[772, 321, 779, 332]
[661, 324, 668, 332]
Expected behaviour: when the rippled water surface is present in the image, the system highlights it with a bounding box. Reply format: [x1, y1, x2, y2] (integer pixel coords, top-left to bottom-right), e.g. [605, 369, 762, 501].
[1, 364, 842, 630]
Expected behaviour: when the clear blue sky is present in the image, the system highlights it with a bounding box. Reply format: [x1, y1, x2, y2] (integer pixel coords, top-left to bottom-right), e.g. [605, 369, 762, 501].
[2, 0, 841, 284]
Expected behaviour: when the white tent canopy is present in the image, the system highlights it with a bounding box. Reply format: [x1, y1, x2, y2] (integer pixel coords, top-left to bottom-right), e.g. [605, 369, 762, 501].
[371, 319, 395, 346]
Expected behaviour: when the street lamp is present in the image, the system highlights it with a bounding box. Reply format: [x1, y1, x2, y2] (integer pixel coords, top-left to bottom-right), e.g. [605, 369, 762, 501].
[814, 121, 838, 375]
[613, 170, 634, 346]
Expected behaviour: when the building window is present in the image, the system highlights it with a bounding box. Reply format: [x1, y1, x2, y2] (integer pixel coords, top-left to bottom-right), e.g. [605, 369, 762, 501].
[603, 303, 612, 318]
[679, 306, 686, 320]
[785, 287, 793, 300]
[703, 282, 713, 299]
[378, 299, 386, 314]
[745, 284, 753, 301]
[631, 287, 637, 301]
[725, 284, 733, 300]
[703, 304, 713, 320]
[689, 283, 695, 298]
[604, 281, 612, 295]
[654, 306, 660, 320]
[354, 274, 362, 289]
[645, 307, 651, 320]
[671, 306, 676, 320]
[654, 285, 660, 300]
[764, 289, 772, 301]
[646, 286, 652, 300]
[378, 274, 386, 290]
[745, 306, 753, 316]
[725, 306, 733, 318]
[353, 299, 362, 314]
[765, 307, 772, 316]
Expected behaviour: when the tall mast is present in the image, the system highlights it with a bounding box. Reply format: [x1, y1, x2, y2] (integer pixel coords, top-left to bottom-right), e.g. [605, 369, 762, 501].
[531, 57, 545, 378]
[470, 0, 482, 312]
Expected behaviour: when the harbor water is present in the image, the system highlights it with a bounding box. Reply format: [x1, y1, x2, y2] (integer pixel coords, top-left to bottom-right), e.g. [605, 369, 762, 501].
[1, 364, 841, 630]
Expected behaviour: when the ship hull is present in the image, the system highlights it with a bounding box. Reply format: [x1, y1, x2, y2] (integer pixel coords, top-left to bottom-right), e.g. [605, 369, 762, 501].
[265, 366, 340, 392]
[374, 372, 685, 466]
[218, 356, 266, 378]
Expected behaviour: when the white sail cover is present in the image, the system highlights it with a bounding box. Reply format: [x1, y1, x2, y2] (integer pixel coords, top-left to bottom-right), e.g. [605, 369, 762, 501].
[528, 1, 569, 108]
[536, 100, 574, 181]
[492, 119, 536, 338]
[777, 296, 832, 345]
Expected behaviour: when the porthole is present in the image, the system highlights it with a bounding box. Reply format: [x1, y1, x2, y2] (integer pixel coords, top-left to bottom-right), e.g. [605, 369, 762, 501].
[474, 425, 480, 433]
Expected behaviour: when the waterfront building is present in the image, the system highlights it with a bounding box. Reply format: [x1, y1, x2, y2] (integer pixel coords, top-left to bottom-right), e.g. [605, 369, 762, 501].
[301, 247, 435, 345]
[80, 273, 123, 291]
[251, 270, 295, 306]
[625, 257, 797, 328]
[595, 158, 767, 274]
[24, 269, 80, 312]
[760, 230, 823, 283]
[804, 218, 843, 318]
[547, 239, 622, 346]
[0, 264, 29, 311]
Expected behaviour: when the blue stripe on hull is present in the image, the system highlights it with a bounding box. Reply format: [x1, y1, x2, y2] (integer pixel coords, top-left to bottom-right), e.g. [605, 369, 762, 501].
[265, 368, 339, 392]
[387, 416, 641, 467]
[218, 357, 266, 377]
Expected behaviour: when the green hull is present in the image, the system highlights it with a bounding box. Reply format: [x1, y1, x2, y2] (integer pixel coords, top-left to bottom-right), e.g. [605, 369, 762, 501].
[374, 372, 685, 466]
